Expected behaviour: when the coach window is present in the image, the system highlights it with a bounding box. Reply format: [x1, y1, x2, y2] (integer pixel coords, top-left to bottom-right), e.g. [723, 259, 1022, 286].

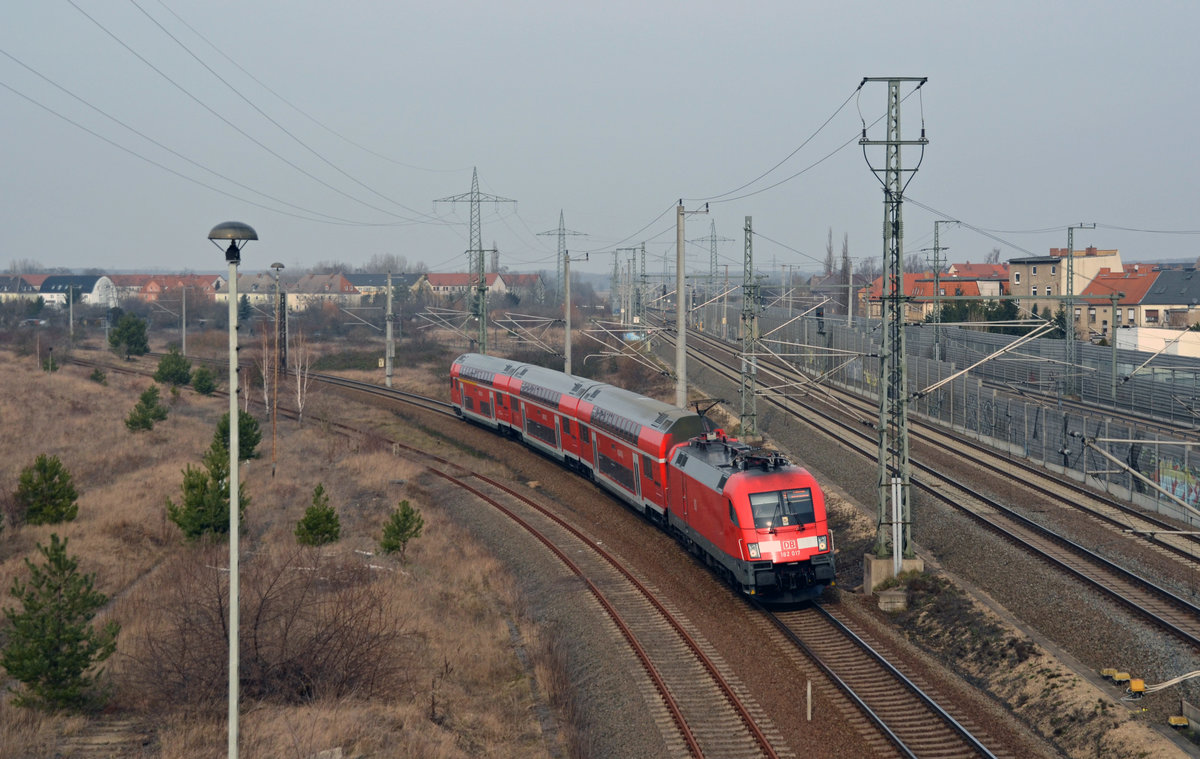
[728, 501, 739, 526]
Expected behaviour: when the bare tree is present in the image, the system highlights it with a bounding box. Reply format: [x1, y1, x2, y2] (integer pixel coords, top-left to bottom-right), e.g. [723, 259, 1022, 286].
[291, 328, 315, 427]
[7, 258, 43, 274]
[357, 254, 409, 274]
[824, 228, 834, 276]
[986, 247, 1001, 264]
[256, 328, 271, 413]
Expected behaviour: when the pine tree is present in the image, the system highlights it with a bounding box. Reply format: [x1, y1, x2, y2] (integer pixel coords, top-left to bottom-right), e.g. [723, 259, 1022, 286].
[1, 534, 119, 711]
[16, 454, 79, 525]
[108, 312, 149, 358]
[166, 442, 248, 541]
[295, 484, 341, 546]
[125, 385, 168, 431]
[153, 345, 192, 387]
[192, 366, 216, 395]
[215, 410, 262, 461]
[379, 500, 424, 562]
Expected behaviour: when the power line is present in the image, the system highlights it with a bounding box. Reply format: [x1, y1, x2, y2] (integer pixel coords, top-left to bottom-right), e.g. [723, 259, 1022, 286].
[0, 47, 393, 227]
[0, 77, 378, 225]
[128, 0, 449, 226]
[153, 0, 471, 176]
[67, 0, 430, 224]
[685, 86, 859, 203]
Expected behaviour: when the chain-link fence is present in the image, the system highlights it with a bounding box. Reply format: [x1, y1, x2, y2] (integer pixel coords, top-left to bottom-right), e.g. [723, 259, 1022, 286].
[688, 300, 1200, 527]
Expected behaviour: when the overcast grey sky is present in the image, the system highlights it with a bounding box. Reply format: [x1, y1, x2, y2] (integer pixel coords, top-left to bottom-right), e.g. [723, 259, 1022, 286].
[4, 1, 1198, 278]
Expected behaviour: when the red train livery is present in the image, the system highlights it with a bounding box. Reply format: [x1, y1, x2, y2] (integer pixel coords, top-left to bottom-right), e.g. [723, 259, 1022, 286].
[450, 353, 835, 602]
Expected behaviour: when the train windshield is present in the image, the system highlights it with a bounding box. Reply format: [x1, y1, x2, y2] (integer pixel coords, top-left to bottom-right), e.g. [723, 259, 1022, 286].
[748, 488, 815, 530]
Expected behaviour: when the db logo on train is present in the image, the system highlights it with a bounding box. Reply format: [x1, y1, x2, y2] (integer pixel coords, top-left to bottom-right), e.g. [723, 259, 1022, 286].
[782, 540, 797, 551]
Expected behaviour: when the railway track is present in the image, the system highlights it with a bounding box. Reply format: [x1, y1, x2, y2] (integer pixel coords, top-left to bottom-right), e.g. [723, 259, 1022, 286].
[673, 328, 1200, 650]
[764, 604, 1005, 759]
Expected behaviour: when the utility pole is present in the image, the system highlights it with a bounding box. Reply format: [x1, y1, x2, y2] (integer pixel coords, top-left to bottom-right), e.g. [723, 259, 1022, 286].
[843, 234, 854, 327]
[1110, 290, 1122, 402]
[638, 243, 647, 326]
[385, 271, 395, 389]
[860, 76, 928, 575]
[434, 167, 515, 354]
[722, 264, 730, 341]
[931, 220, 957, 361]
[563, 250, 586, 375]
[676, 200, 708, 409]
[1064, 223, 1096, 396]
[740, 216, 759, 437]
[615, 247, 638, 325]
[538, 210, 585, 303]
[181, 286, 187, 356]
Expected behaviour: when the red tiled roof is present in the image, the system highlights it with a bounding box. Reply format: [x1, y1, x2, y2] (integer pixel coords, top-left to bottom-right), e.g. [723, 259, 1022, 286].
[947, 263, 1008, 279]
[1079, 268, 1160, 305]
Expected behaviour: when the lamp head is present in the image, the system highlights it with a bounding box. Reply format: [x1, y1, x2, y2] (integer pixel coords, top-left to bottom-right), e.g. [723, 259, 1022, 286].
[208, 221, 258, 264]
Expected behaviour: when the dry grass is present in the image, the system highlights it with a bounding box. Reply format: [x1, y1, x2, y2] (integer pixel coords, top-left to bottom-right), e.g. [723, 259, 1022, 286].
[0, 346, 561, 758]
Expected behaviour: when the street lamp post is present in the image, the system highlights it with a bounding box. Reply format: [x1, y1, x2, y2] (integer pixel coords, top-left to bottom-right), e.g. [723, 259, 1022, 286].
[270, 262, 284, 478]
[207, 221, 257, 759]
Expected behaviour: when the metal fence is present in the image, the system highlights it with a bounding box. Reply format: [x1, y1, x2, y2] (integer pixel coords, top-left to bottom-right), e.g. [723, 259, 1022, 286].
[689, 300, 1200, 527]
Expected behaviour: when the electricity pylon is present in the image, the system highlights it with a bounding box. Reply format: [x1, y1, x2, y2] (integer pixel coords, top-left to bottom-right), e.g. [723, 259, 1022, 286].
[740, 216, 760, 438]
[538, 210, 586, 303]
[859, 77, 928, 568]
[435, 167, 515, 353]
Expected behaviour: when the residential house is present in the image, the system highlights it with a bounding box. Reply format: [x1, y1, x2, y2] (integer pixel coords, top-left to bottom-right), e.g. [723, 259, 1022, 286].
[144, 274, 223, 303]
[39, 275, 117, 308]
[1138, 268, 1200, 329]
[1007, 247, 1121, 322]
[290, 273, 360, 310]
[498, 273, 545, 304]
[426, 272, 507, 299]
[860, 271, 937, 322]
[943, 262, 1009, 297]
[343, 273, 429, 303]
[1078, 265, 1161, 340]
[0, 276, 40, 303]
[107, 274, 156, 304]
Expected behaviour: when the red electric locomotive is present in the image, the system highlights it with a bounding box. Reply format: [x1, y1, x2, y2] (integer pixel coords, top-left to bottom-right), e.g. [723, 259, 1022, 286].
[666, 431, 834, 602]
[449, 353, 835, 603]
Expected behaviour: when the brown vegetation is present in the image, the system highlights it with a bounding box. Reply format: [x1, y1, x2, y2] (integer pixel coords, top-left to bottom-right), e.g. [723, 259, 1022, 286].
[0, 347, 561, 758]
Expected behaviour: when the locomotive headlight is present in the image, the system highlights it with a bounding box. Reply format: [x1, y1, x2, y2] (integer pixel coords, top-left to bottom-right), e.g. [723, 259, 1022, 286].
[817, 535, 828, 551]
[747, 542, 761, 559]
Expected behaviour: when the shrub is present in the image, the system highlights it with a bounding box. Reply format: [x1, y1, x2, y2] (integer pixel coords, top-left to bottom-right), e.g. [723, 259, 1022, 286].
[121, 546, 410, 708]
[125, 385, 168, 431]
[153, 346, 192, 387]
[1, 534, 119, 711]
[215, 410, 262, 461]
[192, 366, 216, 395]
[295, 484, 340, 546]
[15, 454, 78, 525]
[379, 500, 424, 562]
[88, 368, 107, 385]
